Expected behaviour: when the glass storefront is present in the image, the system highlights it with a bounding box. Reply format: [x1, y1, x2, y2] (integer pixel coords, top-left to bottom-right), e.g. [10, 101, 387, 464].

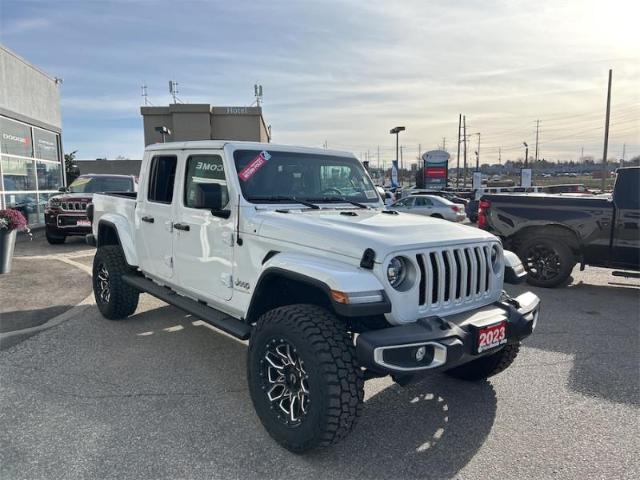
[0, 115, 63, 225]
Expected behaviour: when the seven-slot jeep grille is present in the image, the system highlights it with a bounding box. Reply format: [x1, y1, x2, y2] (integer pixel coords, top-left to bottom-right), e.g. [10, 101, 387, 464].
[61, 202, 87, 211]
[415, 244, 497, 310]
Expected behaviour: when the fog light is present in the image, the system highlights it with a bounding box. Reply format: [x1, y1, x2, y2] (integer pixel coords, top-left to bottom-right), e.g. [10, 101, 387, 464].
[415, 346, 427, 362]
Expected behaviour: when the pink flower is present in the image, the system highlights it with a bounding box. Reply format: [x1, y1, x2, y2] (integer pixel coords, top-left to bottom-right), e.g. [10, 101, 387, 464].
[0, 209, 28, 232]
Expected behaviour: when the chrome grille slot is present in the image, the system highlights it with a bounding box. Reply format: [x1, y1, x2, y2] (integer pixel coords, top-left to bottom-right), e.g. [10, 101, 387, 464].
[416, 243, 497, 313]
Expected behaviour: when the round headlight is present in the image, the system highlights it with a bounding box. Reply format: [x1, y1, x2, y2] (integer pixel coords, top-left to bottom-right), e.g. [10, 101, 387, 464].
[48, 197, 61, 208]
[490, 244, 501, 273]
[387, 256, 407, 289]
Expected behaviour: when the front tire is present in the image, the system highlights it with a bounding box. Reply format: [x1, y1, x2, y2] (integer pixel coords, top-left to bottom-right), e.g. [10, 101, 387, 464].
[247, 304, 364, 453]
[92, 245, 139, 320]
[445, 342, 520, 381]
[46, 228, 66, 244]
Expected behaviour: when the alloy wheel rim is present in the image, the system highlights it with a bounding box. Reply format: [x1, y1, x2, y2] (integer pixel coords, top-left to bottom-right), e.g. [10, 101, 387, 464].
[97, 264, 111, 303]
[260, 339, 310, 426]
[524, 244, 561, 280]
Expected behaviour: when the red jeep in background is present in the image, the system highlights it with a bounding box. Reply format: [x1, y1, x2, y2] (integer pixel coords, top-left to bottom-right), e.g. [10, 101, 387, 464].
[44, 174, 137, 244]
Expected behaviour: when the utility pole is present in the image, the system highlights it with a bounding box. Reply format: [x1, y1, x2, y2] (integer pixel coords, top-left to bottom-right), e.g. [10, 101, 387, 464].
[601, 69, 612, 192]
[580, 146, 584, 163]
[463, 116, 468, 188]
[621, 143, 626, 167]
[475, 133, 481, 171]
[456, 114, 462, 189]
[534, 120, 540, 162]
[498, 147, 502, 165]
[400, 145, 404, 186]
[442, 137, 446, 151]
[419, 143, 425, 188]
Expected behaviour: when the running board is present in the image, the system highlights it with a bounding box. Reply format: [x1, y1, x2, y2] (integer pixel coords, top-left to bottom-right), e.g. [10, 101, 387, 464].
[122, 275, 251, 340]
[612, 270, 640, 279]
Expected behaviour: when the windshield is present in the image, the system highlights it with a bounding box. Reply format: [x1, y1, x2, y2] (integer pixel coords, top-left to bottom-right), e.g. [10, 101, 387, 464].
[69, 176, 134, 193]
[233, 150, 381, 204]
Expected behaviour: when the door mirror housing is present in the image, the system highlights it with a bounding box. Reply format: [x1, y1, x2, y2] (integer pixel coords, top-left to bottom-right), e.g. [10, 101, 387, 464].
[192, 183, 231, 218]
[58, 187, 68, 192]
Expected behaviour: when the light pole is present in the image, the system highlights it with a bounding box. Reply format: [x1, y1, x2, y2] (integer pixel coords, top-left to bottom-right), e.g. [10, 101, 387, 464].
[390, 126, 405, 186]
[523, 142, 529, 167]
[155, 126, 171, 143]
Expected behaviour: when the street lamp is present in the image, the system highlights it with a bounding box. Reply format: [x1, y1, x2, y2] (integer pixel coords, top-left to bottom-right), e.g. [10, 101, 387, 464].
[390, 126, 405, 186]
[523, 142, 529, 167]
[155, 126, 171, 143]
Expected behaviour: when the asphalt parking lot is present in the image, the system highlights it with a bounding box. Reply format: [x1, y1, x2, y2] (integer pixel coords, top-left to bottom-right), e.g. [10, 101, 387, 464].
[0, 240, 638, 479]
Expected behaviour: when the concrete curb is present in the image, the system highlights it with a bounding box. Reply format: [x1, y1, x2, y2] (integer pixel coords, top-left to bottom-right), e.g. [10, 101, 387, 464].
[0, 254, 96, 351]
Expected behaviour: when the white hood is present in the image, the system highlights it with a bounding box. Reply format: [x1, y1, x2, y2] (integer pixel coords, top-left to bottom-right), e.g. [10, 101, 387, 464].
[254, 208, 497, 263]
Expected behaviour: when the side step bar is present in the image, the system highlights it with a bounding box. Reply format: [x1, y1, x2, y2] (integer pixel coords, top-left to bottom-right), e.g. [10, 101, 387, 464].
[612, 270, 640, 279]
[123, 275, 252, 340]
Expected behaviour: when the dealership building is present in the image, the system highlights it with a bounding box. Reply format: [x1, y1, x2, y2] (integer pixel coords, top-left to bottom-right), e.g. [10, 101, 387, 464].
[0, 44, 64, 226]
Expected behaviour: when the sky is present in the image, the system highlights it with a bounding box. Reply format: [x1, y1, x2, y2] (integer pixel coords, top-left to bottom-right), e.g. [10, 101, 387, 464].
[1, 0, 638, 165]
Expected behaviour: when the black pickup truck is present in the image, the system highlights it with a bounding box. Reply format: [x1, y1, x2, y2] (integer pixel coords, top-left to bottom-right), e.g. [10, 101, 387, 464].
[478, 167, 640, 287]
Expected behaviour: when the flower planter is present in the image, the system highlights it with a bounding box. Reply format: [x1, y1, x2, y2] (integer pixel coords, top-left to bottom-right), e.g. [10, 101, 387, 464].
[0, 229, 17, 274]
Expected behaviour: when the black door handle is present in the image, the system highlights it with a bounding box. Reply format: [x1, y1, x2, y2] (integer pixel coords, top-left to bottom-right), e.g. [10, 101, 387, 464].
[173, 223, 190, 231]
[141, 216, 154, 223]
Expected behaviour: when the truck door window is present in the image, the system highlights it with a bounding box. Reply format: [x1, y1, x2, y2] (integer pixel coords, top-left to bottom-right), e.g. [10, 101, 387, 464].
[184, 155, 229, 208]
[613, 169, 640, 210]
[147, 155, 177, 204]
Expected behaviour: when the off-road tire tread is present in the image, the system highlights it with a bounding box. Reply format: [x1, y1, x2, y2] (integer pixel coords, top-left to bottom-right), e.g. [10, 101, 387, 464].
[445, 341, 520, 381]
[248, 304, 364, 452]
[93, 245, 139, 320]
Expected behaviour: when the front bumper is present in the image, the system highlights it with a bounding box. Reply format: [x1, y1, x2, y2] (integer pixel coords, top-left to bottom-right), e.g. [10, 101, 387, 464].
[356, 291, 539, 374]
[45, 211, 91, 236]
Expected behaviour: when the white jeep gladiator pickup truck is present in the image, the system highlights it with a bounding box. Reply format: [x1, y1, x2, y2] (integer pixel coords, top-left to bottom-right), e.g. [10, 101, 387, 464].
[87, 141, 540, 453]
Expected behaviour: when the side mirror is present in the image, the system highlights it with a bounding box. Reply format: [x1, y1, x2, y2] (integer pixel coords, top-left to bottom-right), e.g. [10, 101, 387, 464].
[58, 187, 67, 192]
[192, 183, 230, 218]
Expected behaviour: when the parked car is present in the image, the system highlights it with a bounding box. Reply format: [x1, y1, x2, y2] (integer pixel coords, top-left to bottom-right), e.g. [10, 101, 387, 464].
[389, 194, 467, 222]
[88, 141, 539, 452]
[410, 189, 469, 205]
[44, 174, 137, 244]
[479, 167, 640, 287]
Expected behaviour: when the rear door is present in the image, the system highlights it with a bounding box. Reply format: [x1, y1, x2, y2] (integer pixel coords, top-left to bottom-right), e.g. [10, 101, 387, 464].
[611, 169, 640, 269]
[173, 152, 234, 302]
[413, 196, 434, 215]
[135, 154, 178, 281]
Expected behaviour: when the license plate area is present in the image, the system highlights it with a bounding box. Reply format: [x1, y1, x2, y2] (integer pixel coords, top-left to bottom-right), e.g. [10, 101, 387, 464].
[474, 321, 507, 354]
[76, 219, 91, 226]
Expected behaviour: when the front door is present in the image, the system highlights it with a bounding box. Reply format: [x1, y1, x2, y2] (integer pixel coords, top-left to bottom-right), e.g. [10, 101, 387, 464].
[135, 154, 177, 281]
[611, 169, 640, 269]
[173, 152, 234, 302]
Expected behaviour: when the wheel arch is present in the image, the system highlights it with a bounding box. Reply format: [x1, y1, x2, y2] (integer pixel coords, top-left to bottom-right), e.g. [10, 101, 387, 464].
[508, 223, 582, 255]
[245, 252, 389, 324]
[97, 216, 138, 267]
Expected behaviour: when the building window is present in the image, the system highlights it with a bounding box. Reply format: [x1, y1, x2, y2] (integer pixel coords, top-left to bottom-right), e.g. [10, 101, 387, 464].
[33, 128, 59, 161]
[0, 117, 33, 158]
[0, 115, 63, 226]
[2, 156, 37, 191]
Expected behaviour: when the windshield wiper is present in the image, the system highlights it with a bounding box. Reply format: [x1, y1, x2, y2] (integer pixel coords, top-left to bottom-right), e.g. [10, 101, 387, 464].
[309, 197, 370, 209]
[246, 196, 320, 209]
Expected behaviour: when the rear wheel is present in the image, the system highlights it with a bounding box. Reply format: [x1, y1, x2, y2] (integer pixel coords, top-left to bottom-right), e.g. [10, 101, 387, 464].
[92, 245, 139, 320]
[518, 236, 575, 288]
[247, 304, 363, 453]
[445, 342, 520, 381]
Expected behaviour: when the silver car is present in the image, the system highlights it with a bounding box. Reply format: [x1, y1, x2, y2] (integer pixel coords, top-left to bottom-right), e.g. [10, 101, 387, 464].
[390, 194, 467, 222]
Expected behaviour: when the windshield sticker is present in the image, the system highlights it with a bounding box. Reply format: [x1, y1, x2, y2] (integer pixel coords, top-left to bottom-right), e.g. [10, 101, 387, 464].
[238, 151, 271, 181]
[365, 189, 378, 199]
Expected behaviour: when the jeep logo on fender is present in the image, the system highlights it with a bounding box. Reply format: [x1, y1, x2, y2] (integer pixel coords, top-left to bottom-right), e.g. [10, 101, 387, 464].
[234, 279, 250, 290]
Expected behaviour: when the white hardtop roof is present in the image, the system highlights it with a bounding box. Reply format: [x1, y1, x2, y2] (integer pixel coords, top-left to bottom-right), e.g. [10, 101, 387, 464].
[145, 140, 355, 158]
